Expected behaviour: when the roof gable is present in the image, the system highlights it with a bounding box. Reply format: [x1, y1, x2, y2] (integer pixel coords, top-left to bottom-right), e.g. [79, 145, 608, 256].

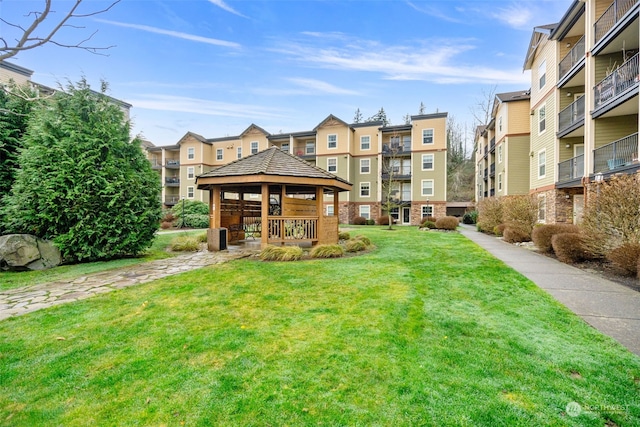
[314, 114, 350, 131]
[240, 123, 270, 138]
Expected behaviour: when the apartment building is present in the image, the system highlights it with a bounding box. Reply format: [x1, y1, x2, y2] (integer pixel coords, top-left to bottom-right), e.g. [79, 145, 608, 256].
[147, 112, 448, 225]
[524, 0, 639, 224]
[475, 90, 531, 200]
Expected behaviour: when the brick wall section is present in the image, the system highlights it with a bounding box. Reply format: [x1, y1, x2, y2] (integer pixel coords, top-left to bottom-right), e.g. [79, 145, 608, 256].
[533, 187, 585, 224]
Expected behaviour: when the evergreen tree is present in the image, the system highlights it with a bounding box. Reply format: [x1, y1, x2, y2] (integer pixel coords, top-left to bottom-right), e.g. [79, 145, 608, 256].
[0, 83, 38, 201]
[419, 102, 425, 114]
[367, 107, 390, 127]
[353, 108, 363, 123]
[2, 79, 162, 262]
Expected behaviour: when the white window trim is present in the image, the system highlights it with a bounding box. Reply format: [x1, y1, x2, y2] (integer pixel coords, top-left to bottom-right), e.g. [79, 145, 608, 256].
[360, 182, 371, 198]
[421, 153, 434, 171]
[538, 60, 547, 89]
[360, 158, 370, 174]
[326, 205, 334, 216]
[187, 167, 195, 180]
[422, 128, 434, 145]
[498, 172, 503, 191]
[421, 205, 433, 217]
[250, 141, 259, 154]
[538, 104, 546, 135]
[498, 145, 503, 164]
[237, 147, 242, 159]
[538, 194, 547, 223]
[187, 147, 195, 160]
[359, 205, 370, 219]
[328, 134, 337, 149]
[327, 157, 338, 173]
[538, 149, 546, 179]
[216, 148, 223, 161]
[187, 186, 195, 198]
[421, 179, 434, 197]
[360, 135, 371, 150]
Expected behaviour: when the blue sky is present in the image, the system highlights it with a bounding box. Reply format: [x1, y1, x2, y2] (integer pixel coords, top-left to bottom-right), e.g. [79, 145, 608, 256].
[4, 0, 571, 146]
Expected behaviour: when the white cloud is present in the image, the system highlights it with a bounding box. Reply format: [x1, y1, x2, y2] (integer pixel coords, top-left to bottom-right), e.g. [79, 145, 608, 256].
[128, 94, 284, 120]
[406, 2, 463, 23]
[491, 4, 534, 29]
[286, 78, 360, 95]
[271, 34, 529, 85]
[95, 19, 241, 49]
[208, 0, 248, 18]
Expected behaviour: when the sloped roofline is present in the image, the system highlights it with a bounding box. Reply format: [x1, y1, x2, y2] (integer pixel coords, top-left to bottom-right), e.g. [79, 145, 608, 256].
[314, 114, 351, 131]
[523, 23, 558, 71]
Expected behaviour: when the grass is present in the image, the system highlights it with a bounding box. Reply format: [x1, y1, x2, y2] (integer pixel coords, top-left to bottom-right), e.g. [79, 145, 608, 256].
[1, 227, 639, 426]
[0, 230, 204, 291]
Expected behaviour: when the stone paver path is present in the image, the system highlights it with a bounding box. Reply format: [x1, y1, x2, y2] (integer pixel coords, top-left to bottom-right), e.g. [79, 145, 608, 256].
[0, 248, 256, 321]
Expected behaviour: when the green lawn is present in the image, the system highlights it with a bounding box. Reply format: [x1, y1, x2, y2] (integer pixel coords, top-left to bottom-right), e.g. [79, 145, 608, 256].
[1, 227, 638, 426]
[0, 230, 206, 291]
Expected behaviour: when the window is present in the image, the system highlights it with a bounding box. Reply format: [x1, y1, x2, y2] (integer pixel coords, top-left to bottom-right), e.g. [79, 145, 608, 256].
[187, 147, 195, 160]
[360, 135, 370, 150]
[327, 158, 337, 173]
[421, 179, 434, 197]
[538, 194, 546, 222]
[538, 104, 546, 134]
[422, 154, 434, 170]
[326, 205, 334, 216]
[328, 134, 337, 149]
[360, 182, 370, 197]
[250, 141, 259, 154]
[305, 141, 315, 155]
[390, 207, 399, 222]
[498, 145, 503, 163]
[422, 129, 434, 144]
[187, 167, 194, 179]
[237, 147, 242, 159]
[187, 186, 194, 198]
[421, 205, 433, 218]
[281, 143, 289, 153]
[498, 116, 503, 132]
[359, 205, 370, 219]
[402, 135, 411, 150]
[498, 173, 503, 191]
[538, 150, 546, 178]
[360, 159, 370, 174]
[538, 60, 546, 89]
[216, 148, 223, 161]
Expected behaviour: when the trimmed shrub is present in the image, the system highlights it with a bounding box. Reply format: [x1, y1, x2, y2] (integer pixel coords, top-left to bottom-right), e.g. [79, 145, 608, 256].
[581, 174, 640, 257]
[170, 235, 200, 252]
[476, 198, 503, 234]
[352, 235, 372, 246]
[176, 214, 209, 229]
[532, 224, 581, 253]
[197, 232, 208, 243]
[310, 244, 345, 258]
[259, 245, 303, 261]
[503, 227, 529, 244]
[494, 223, 506, 237]
[353, 216, 367, 225]
[422, 216, 437, 223]
[338, 231, 351, 241]
[502, 195, 537, 241]
[345, 239, 367, 252]
[552, 233, 587, 264]
[366, 219, 375, 225]
[435, 216, 459, 231]
[161, 210, 175, 223]
[606, 243, 640, 276]
[160, 221, 173, 230]
[378, 215, 391, 225]
[422, 221, 437, 229]
[462, 211, 478, 225]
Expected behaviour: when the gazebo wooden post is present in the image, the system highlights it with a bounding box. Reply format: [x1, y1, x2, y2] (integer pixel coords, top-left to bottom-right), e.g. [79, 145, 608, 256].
[316, 186, 324, 244]
[260, 183, 269, 249]
[207, 185, 224, 251]
[333, 191, 339, 223]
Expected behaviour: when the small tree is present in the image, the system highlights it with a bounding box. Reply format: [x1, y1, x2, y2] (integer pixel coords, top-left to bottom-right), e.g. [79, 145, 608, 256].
[2, 79, 161, 262]
[418, 102, 426, 115]
[380, 133, 403, 229]
[367, 107, 390, 127]
[353, 108, 363, 123]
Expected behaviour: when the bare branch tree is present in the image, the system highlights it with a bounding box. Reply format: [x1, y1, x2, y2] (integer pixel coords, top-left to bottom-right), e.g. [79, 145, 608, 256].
[469, 85, 497, 127]
[0, 0, 121, 63]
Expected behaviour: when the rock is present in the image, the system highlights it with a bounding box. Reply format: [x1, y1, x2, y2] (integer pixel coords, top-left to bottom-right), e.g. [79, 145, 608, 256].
[0, 234, 62, 271]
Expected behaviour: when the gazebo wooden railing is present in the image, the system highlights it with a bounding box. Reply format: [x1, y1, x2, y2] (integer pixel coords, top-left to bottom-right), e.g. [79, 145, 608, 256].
[267, 216, 318, 244]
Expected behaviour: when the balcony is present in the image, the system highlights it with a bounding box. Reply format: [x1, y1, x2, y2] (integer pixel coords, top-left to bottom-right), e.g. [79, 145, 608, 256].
[593, 132, 638, 173]
[483, 168, 488, 180]
[150, 159, 162, 169]
[593, 53, 639, 111]
[558, 154, 585, 184]
[559, 36, 585, 82]
[381, 167, 411, 180]
[594, 0, 636, 44]
[558, 95, 585, 136]
[166, 159, 180, 168]
[165, 177, 180, 186]
[489, 189, 495, 197]
[489, 137, 496, 153]
[164, 196, 180, 206]
[382, 143, 411, 156]
[489, 163, 495, 177]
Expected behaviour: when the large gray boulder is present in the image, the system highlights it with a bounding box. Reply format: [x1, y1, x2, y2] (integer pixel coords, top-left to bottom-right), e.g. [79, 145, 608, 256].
[0, 234, 62, 271]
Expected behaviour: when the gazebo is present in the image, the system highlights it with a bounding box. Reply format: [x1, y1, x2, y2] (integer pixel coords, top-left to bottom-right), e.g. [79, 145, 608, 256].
[196, 147, 353, 250]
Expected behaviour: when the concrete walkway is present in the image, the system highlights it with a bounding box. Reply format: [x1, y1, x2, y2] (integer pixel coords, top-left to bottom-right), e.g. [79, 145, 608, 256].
[0, 247, 256, 321]
[459, 224, 640, 357]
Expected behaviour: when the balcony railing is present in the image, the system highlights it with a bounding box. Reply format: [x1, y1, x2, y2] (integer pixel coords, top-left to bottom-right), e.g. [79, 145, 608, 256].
[489, 163, 495, 177]
[559, 36, 585, 80]
[558, 154, 585, 183]
[558, 95, 585, 134]
[382, 143, 411, 155]
[593, 132, 638, 173]
[483, 168, 488, 179]
[594, 0, 636, 43]
[489, 189, 495, 197]
[165, 177, 180, 186]
[593, 53, 639, 110]
[489, 137, 496, 152]
[166, 159, 180, 167]
[164, 196, 180, 205]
